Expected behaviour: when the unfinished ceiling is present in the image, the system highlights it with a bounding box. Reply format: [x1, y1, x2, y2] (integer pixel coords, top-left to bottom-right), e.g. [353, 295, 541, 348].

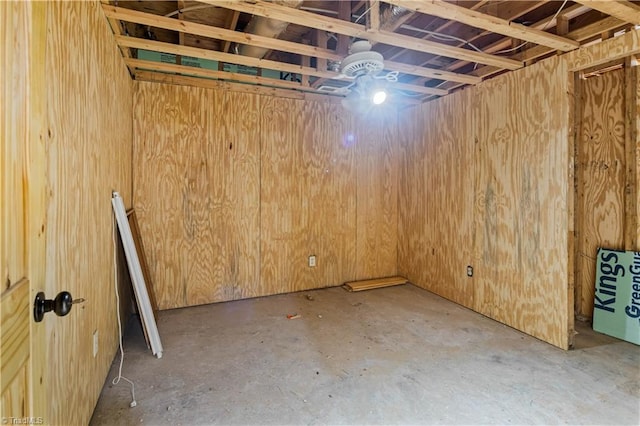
[102, 0, 640, 102]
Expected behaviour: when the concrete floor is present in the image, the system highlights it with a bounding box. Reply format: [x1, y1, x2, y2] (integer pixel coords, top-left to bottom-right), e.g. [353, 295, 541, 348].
[91, 284, 639, 425]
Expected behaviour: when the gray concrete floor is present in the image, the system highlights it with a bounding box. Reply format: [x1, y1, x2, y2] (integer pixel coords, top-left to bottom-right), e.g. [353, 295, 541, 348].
[91, 284, 639, 425]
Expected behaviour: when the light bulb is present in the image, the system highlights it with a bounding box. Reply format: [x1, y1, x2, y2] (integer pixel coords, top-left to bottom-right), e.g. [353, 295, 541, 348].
[372, 90, 387, 105]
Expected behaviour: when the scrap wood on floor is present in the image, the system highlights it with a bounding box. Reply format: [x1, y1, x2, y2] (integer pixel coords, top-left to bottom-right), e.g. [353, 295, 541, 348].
[342, 276, 408, 292]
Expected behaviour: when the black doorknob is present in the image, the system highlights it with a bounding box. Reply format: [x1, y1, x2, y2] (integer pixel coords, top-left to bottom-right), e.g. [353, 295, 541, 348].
[33, 291, 84, 322]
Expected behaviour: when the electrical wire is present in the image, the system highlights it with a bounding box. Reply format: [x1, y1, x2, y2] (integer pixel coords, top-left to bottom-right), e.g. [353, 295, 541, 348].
[354, 5, 373, 25]
[400, 24, 484, 53]
[494, 0, 569, 55]
[111, 216, 137, 408]
[164, 4, 212, 18]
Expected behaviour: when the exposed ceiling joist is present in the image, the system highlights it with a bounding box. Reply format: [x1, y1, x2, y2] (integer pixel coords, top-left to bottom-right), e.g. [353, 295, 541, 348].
[514, 16, 626, 62]
[126, 57, 309, 91]
[369, 30, 522, 69]
[384, 60, 481, 84]
[127, 56, 447, 97]
[222, 10, 240, 53]
[401, 3, 615, 94]
[102, 1, 640, 104]
[434, 16, 628, 96]
[116, 36, 338, 79]
[102, 5, 343, 61]
[393, 81, 448, 96]
[103, 4, 478, 86]
[384, 0, 580, 51]
[367, 0, 381, 33]
[200, 0, 523, 69]
[134, 71, 339, 102]
[572, 0, 640, 25]
[99, 0, 132, 62]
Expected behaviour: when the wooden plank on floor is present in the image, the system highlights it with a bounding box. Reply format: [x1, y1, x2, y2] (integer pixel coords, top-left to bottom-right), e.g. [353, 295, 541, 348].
[343, 276, 408, 292]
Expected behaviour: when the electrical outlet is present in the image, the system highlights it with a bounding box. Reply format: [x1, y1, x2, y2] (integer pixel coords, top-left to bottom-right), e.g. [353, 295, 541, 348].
[93, 330, 99, 358]
[467, 265, 473, 277]
[308, 255, 316, 267]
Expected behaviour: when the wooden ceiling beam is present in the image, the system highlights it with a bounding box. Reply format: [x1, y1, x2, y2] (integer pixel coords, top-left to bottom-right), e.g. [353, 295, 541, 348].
[104, 5, 477, 85]
[405, 3, 594, 88]
[222, 10, 240, 53]
[367, 1, 381, 33]
[100, 0, 133, 64]
[513, 16, 625, 62]
[126, 58, 312, 91]
[116, 36, 338, 79]
[392, 81, 448, 96]
[102, 4, 343, 62]
[384, 0, 579, 51]
[369, 30, 521, 69]
[384, 59, 481, 84]
[431, 16, 628, 96]
[383, 0, 504, 64]
[201, 0, 523, 69]
[336, 0, 352, 55]
[572, 1, 640, 25]
[129, 59, 446, 96]
[134, 70, 341, 102]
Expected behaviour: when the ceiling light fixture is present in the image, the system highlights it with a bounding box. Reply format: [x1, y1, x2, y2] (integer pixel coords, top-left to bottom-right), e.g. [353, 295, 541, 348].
[372, 90, 387, 105]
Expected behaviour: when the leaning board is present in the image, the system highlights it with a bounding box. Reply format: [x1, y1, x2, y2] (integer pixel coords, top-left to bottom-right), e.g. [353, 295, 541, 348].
[343, 276, 408, 292]
[593, 248, 640, 345]
[112, 192, 163, 358]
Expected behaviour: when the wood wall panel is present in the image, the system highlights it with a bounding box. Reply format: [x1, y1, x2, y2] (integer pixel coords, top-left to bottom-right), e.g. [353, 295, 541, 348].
[399, 58, 572, 349]
[576, 68, 626, 318]
[626, 61, 640, 251]
[259, 96, 308, 294]
[398, 90, 475, 308]
[399, 30, 640, 349]
[208, 91, 261, 301]
[635, 62, 640, 250]
[473, 57, 570, 349]
[44, 2, 133, 423]
[355, 110, 399, 279]
[260, 98, 358, 294]
[134, 84, 397, 307]
[133, 83, 260, 309]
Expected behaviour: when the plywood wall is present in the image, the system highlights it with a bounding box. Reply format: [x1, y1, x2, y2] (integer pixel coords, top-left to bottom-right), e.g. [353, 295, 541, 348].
[634, 63, 640, 250]
[133, 84, 260, 308]
[398, 90, 475, 308]
[355, 110, 398, 279]
[400, 59, 572, 348]
[260, 97, 358, 294]
[575, 67, 626, 318]
[43, 2, 133, 424]
[134, 83, 398, 309]
[399, 29, 640, 349]
[472, 57, 570, 349]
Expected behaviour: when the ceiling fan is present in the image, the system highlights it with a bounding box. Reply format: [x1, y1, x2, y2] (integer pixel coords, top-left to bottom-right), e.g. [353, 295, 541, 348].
[318, 40, 399, 111]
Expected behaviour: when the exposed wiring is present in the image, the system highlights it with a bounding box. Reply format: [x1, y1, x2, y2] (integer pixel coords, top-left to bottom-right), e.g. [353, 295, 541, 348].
[354, 5, 373, 25]
[164, 4, 212, 18]
[397, 0, 569, 60]
[111, 216, 137, 409]
[495, 0, 569, 55]
[401, 24, 484, 53]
